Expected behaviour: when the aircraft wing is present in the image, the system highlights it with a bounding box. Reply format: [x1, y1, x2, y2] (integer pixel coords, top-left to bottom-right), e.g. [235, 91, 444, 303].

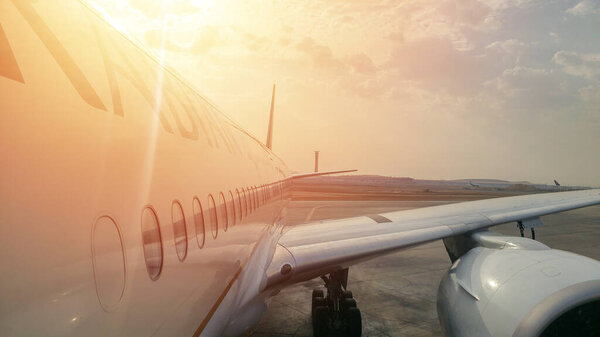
[266, 189, 600, 290]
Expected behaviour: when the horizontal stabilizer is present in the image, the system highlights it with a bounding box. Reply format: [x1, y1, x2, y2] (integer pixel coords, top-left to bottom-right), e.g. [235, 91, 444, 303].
[289, 169, 357, 180]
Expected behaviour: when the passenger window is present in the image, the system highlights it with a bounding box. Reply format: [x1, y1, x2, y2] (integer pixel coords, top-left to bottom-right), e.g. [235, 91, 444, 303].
[235, 189, 243, 222]
[258, 186, 263, 207]
[141, 206, 163, 281]
[242, 187, 248, 216]
[227, 191, 236, 226]
[260, 185, 264, 203]
[171, 200, 188, 262]
[193, 197, 205, 248]
[254, 186, 259, 208]
[219, 192, 229, 232]
[254, 186, 261, 208]
[207, 194, 218, 239]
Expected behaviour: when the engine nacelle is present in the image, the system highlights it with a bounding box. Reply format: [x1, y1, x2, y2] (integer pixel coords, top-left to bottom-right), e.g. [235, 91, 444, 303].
[437, 231, 600, 337]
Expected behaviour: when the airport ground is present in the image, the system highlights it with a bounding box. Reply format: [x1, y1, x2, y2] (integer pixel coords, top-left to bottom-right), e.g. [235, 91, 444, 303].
[249, 187, 600, 337]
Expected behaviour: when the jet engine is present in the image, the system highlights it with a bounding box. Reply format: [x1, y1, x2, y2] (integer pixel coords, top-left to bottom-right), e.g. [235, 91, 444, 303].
[437, 231, 600, 337]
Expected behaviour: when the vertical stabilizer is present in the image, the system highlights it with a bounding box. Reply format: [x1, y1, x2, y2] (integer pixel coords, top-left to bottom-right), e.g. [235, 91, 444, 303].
[266, 84, 276, 150]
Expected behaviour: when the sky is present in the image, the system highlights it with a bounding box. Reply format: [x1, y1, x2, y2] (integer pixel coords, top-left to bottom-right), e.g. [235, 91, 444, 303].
[90, 0, 600, 186]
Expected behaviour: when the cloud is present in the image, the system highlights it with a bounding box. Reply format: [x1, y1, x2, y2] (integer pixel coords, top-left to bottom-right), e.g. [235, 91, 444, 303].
[279, 37, 291, 47]
[480, 0, 544, 10]
[343, 53, 377, 74]
[486, 39, 526, 54]
[144, 26, 221, 53]
[485, 39, 528, 66]
[293, 37, 386, 97]
[566, 0, 600, 16]
[579, 85, 600, 106]
[295, 37, 379, 75]
[553, 51, 600, 80]
[129, 0, 202, 18]
[491, 66, 578, 110]
[386, 37, 496, 95]
[244, 32, 268, 52]
[296, 37, 347, 71]
[438, 0, 492, 26]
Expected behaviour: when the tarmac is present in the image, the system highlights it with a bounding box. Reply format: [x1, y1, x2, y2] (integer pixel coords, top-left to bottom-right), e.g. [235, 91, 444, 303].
[250, 199, 600, 337]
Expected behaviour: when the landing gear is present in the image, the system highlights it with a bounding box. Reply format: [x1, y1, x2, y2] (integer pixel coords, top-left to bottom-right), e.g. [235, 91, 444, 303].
[311, 269, 362, 337]
[517, 220, 537, 240]
[518, 222, 525, 237]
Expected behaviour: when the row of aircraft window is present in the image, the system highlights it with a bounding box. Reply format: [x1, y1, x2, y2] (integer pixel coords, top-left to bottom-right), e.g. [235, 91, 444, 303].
[141, 181, 288, 280]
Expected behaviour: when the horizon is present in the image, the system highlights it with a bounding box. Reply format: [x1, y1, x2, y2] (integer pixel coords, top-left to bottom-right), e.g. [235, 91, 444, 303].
[305, 173, 596, 187]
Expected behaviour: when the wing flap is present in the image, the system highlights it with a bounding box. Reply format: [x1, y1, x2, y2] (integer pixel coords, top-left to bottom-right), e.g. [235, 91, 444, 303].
[266, 189, 600, 290]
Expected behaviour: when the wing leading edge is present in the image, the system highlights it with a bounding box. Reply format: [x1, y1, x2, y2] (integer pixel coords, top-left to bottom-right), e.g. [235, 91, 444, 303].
[265, 189, 600, 290]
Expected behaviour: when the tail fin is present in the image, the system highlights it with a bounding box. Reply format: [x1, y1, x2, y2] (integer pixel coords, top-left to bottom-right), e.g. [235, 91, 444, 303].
[266, 84, 276, 150]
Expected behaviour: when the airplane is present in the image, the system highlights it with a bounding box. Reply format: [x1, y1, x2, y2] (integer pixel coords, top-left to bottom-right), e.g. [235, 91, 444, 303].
[469, 181, 479, 188]
[1, 1, 600, 336]
[555, 180, 561, 187]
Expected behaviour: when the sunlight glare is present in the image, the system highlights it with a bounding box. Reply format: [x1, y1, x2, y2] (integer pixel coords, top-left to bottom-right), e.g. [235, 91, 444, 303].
[84, 1, 131, 37]
[136, 0, 171, 206]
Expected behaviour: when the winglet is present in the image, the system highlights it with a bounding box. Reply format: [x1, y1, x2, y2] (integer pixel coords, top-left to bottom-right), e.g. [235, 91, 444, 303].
[266, 84, 275, 150]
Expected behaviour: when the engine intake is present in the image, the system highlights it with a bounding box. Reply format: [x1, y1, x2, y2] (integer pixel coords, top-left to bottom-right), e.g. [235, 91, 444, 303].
[437, 231, 600, 337]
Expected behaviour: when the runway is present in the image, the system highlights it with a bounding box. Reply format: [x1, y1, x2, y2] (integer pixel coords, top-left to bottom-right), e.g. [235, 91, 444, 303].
[250, 199, 600, 337]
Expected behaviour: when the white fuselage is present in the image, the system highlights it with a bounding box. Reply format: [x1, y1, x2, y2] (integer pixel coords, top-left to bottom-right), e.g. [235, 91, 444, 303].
[0, 0, 288, 335]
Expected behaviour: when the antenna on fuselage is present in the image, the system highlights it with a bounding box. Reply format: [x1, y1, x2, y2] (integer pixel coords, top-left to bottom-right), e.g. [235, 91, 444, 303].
[266, 84, 276, 150]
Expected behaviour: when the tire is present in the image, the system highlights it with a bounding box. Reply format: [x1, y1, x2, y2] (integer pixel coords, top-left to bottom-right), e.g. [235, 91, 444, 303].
[313, 306, 330, 337]
[312, 297, 328, 316]
[345, 307, 362, 337]
[342, 298, 357, 310]
[343, 290, 353, 299]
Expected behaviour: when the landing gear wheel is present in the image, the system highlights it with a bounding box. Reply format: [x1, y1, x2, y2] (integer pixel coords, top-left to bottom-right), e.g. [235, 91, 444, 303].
[312, 289, 325, 310]
[312, 297, 328, 316]
[311, 269, 362, 337]
[345, 307, 362, 337]
[342, 298, 357, 310]
[313, 306, 330, 337]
